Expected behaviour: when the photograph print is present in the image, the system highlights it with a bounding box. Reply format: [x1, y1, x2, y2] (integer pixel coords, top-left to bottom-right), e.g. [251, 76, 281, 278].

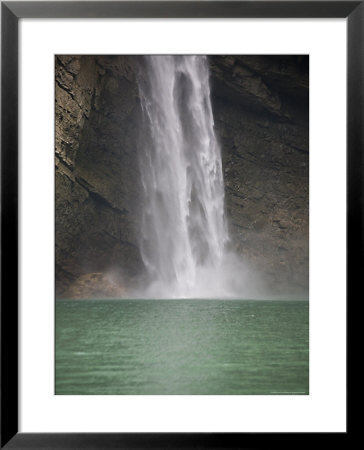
[55, 55, 309, 395]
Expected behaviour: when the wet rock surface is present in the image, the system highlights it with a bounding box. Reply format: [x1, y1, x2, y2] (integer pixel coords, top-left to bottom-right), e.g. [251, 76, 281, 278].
[62, 272, 126, 299]
[210, 56, 308, 296]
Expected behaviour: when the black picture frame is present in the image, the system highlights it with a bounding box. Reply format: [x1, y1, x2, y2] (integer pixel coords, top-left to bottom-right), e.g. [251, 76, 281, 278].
[1, 1, 357, 448]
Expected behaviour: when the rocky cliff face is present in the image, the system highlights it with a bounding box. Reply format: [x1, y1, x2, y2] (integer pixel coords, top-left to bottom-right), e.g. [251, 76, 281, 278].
[210, 56, 308, 296]
[55, 55, 143, 296]
[55, 55, 308, 298]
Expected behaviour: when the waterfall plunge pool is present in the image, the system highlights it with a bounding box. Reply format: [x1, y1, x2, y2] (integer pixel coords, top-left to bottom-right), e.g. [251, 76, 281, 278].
[56, 299, 308, 395]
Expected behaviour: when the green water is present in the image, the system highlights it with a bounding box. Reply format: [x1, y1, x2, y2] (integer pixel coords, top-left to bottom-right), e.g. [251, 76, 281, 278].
[56, 299, 308, 395]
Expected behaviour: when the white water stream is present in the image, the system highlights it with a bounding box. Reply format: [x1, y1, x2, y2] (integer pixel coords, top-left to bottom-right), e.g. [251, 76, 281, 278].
[139, 56, 235, 298]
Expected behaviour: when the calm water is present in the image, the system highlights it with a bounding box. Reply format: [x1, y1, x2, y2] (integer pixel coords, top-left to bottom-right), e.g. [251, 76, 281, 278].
[56, 299, 309, 395]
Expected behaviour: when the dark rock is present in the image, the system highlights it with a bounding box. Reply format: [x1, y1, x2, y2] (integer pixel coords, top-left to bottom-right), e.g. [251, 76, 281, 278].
[55, 56, 144, 297]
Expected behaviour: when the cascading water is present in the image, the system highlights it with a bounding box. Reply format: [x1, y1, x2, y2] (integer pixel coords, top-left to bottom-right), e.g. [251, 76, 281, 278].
[138, 55, 233, 298]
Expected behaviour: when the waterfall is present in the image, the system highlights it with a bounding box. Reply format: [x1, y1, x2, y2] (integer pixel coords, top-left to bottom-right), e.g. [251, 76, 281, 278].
[138, 55, 230, 298]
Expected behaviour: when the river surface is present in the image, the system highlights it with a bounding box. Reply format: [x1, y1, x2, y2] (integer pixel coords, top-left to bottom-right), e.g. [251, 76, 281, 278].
[56, 299, 308, 395]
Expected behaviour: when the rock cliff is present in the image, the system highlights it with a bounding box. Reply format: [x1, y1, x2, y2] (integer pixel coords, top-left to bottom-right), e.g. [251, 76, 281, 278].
[210, 56, 308, 296]
[55, 55, 308, 298]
